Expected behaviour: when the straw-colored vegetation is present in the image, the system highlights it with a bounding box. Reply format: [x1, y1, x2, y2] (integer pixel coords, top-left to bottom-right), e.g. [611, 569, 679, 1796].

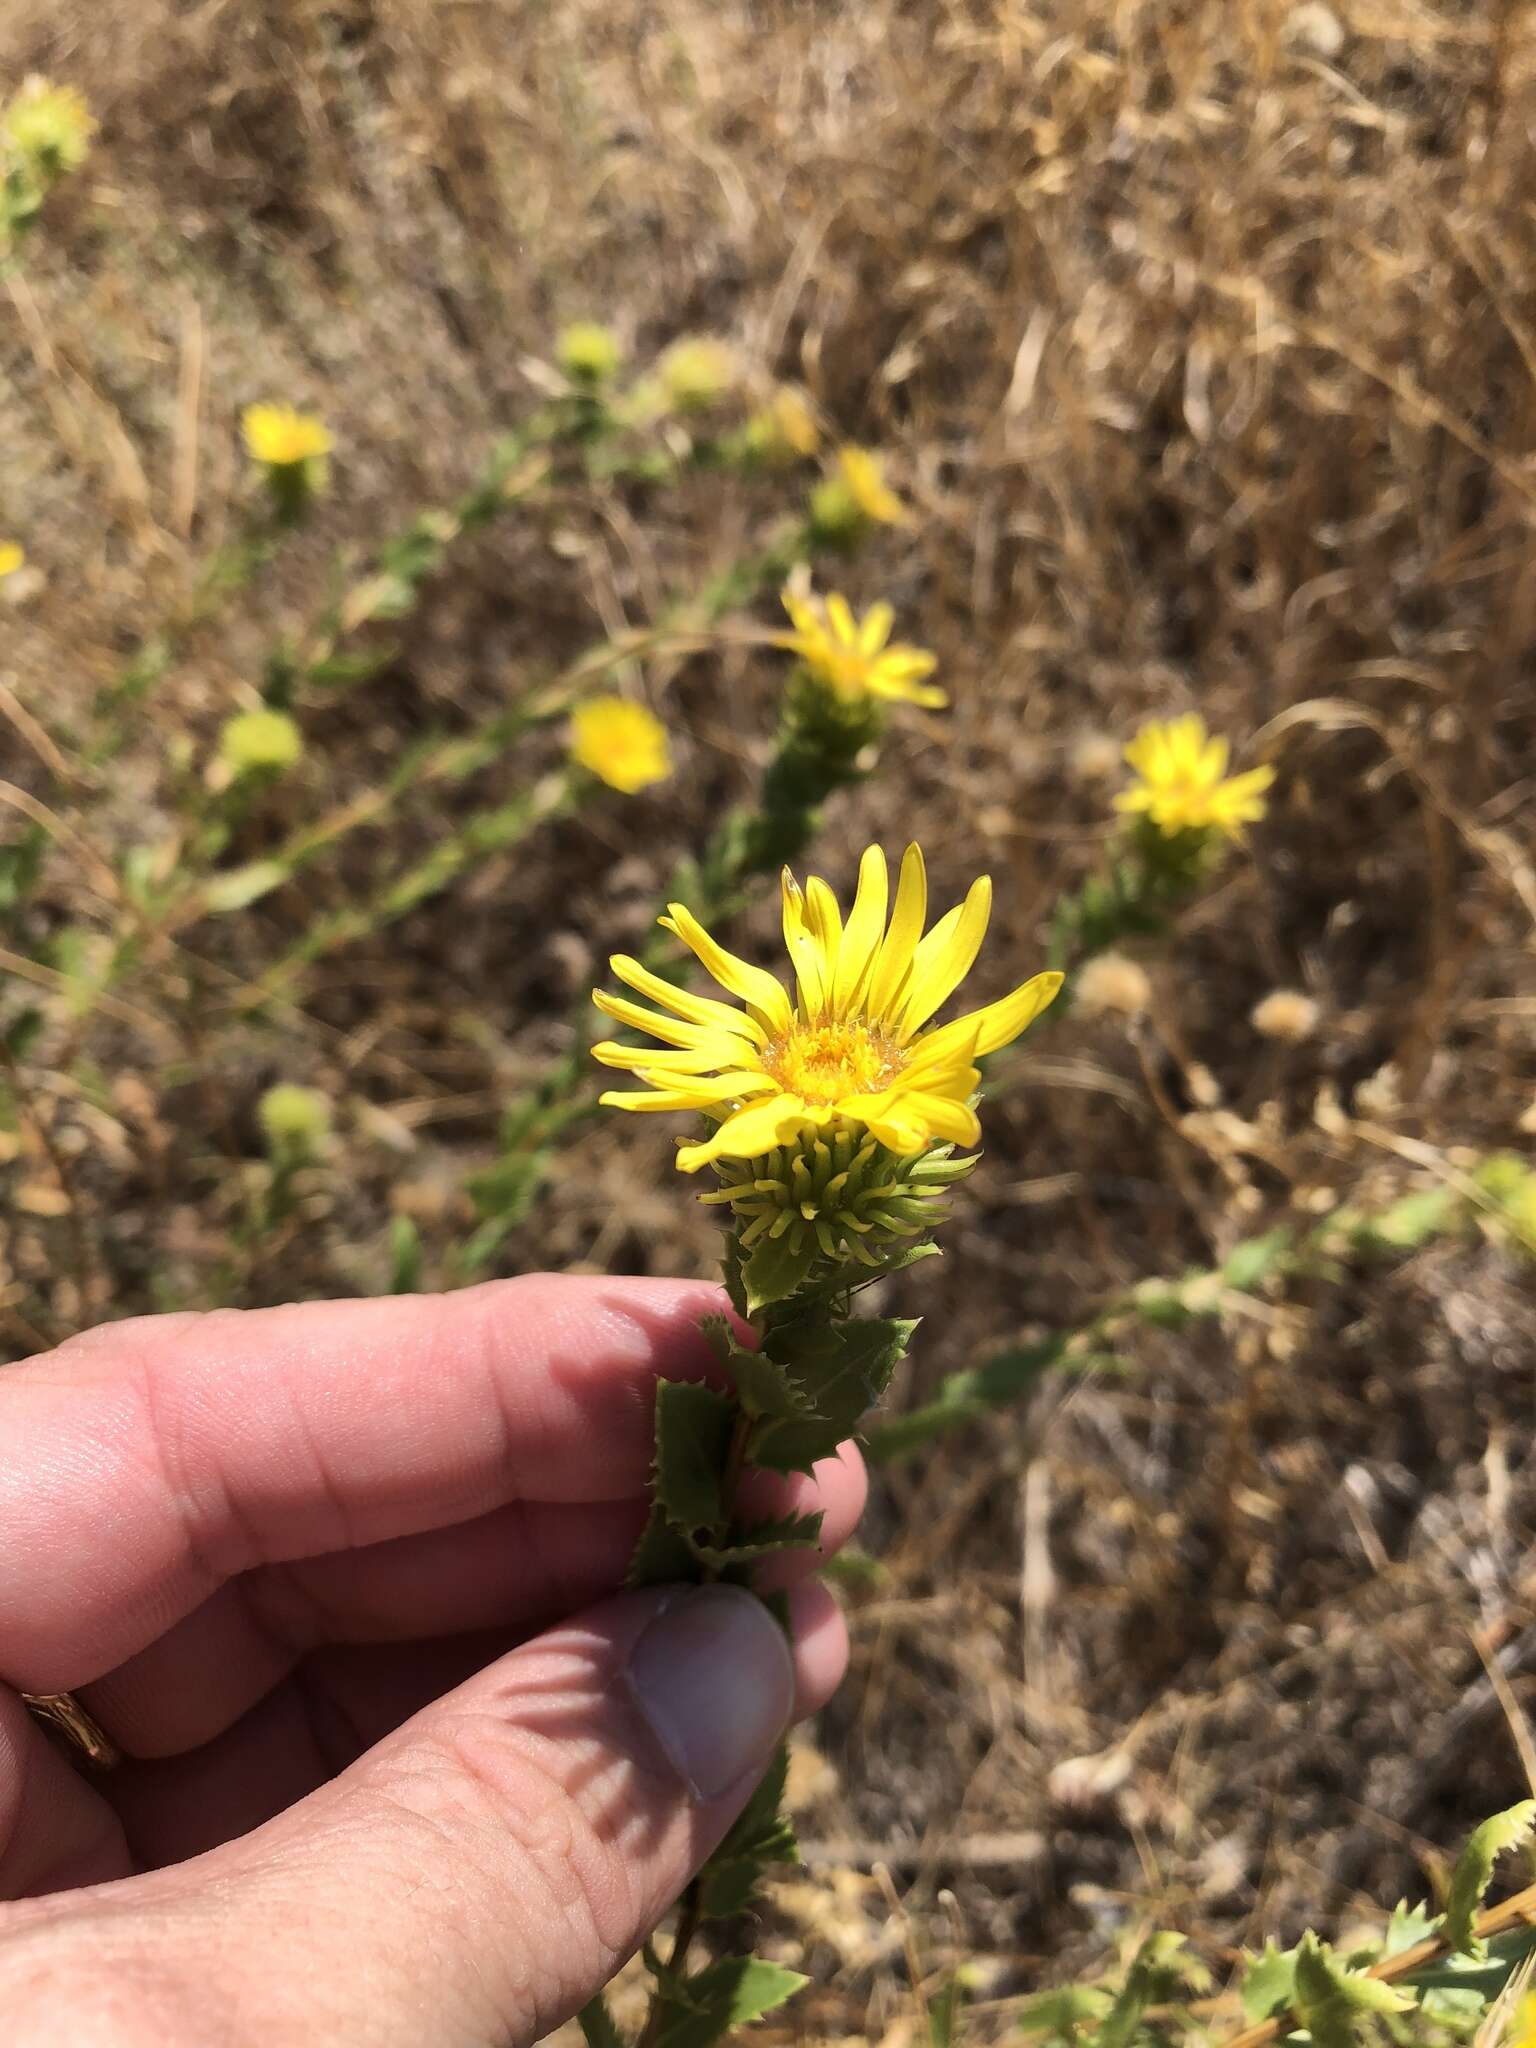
[3, 1, 1536, 2041]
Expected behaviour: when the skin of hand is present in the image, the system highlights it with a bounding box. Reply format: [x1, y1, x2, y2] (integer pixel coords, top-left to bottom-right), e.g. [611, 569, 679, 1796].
[0, 1275, 864, 2047]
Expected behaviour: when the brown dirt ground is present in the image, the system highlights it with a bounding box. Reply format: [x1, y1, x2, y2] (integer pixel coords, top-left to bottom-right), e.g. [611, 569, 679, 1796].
[3, 0, 1536, 2033]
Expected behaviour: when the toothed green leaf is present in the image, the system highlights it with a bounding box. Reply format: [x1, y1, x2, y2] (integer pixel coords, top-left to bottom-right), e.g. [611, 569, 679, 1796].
[1240, 1942, 1299, 2022]
[1291, 1932, 1412, 2048]
[651, 1379, 735, 1531]
[626, 1502, 697, 1589]
[1445, 1800, 1536, 1954]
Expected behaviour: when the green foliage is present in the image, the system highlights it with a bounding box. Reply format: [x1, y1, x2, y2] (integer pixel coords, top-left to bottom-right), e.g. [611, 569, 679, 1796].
[696, 1746, 799, 1919]
[651, 1380, 737, 1531]
[648, 1956, 807, 2048]
[1290, 1932, 1412, 2048]
[1443, 1800, 1536, 1954]
[1017, 1805, 1536, 2048]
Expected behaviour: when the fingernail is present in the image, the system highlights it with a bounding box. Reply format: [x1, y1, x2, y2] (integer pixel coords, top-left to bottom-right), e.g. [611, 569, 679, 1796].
[626, 1586, 795, 1801]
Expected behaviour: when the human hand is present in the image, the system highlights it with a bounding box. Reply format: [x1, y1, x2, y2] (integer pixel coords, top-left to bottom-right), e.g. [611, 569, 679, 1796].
[0, 1276, 863, 2045]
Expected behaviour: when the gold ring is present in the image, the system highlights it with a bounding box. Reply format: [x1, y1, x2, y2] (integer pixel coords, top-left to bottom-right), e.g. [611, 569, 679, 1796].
[21, 1690, 122, 1772]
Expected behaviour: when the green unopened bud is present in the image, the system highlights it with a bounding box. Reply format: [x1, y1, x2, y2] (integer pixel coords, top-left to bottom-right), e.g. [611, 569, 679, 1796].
[258, 1083, 331, 1161]
[220, 708, 304, 777]
[701, 1124, 974, 1267]
[556, 321, 623, 384]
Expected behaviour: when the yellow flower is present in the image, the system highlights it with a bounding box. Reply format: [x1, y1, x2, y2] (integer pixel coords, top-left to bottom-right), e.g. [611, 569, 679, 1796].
[777, 588, 945, 709]
[4, 78, 95, 174]
[220, 708, 305, 775]
[557, 321, 623, 383]
[242, 403, 334, 469]
[745, 386, 820, 462]
[592, 843, 1062, 1170]
[0, 543, 24, 579]
[1511, 1992, 1536, 2048]
[1115, 713, 1274, 839]
[837, 445, 910, 525]
[571, 696, 672, 794]
[658, 336, 736, 412]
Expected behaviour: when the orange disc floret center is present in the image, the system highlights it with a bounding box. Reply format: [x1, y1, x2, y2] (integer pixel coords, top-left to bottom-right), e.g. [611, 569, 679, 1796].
[763, 1019, 904, 1106]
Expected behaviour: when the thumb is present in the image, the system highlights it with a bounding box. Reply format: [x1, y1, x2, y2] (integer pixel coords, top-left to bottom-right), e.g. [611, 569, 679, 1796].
[2, 1585, 828, 2048]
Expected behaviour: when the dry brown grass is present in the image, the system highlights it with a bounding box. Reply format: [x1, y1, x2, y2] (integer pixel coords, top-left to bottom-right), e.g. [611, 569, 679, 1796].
[4, 0, 1536, 2029]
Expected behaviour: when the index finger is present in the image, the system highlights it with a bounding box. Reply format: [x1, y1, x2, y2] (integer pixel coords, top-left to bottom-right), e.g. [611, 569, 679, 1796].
[0, 1276, 733, 1693]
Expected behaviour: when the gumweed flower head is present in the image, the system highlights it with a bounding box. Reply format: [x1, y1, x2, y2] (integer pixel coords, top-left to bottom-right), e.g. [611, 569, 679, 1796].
[592, 842, 1062, 1172]
[242, 403, 333, 470]
[809, 444, 911, 543]
[570, 696, 672, 794]
[1115, 713, 1273, 840]
[777, 587, 944, 710]
[658, 336, 736, 412]
[0, 543, 24, 580]
[557, 320, 623, 384]
[220, 707, 305, 777]
[4, 78, 95, 177]
[743, 386, 820, 464]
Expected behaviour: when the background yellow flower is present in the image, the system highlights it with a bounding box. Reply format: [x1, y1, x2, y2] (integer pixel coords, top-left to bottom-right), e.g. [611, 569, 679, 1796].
[4, 77, 95, 172]
[778, 588, 945, 708]
[1115, 712, 1274, 838]
[570, 696, 672, 793]
[0, 543, 25, 579]
[242, 402, 334, 469]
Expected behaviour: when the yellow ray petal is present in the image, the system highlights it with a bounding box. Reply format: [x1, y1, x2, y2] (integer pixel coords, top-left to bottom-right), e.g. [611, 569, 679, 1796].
[594, 989, 754, 1055]
[865, 842, 927, 1021]
[609, 953, 769, 1043]
[895, 876, 992, 1037]
[781, 871, 832, 1019]
[858, 601, 894, 655]
[659, 908, 793, 1033]
[676, 1092, 808, 1171]
[825, 592, 858, 646]
[590, 1041, 750, 1075]
[910, 969, 1063, 1064]
[831, 844, 889, 1016]
[601, 1070, 777, 1112]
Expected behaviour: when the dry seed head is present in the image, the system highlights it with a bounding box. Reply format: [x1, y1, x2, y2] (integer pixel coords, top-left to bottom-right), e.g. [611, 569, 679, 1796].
[1283, 3, 1346, 56]
[1076, 952, 1152, 1018]
[1251, 988, 1321, 1041]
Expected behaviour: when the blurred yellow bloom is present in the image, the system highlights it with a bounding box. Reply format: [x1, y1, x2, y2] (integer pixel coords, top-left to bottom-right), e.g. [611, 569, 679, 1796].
[777, 588, 945, 709]
[592, 843, 1061, 1170]
[557, 321, 623, 383]
[570, 696, 672, 794]
[220, 708, 305, 776]
[1511, 1991, 1536, 2048]
[1115, 713, 1274, 839]
[836, 445, 909, 525]
[242, 403, 334, 469]
[0, 543, 24, 579]
[4, 78, 95, 173]
[745, 386, 819, 462]
[658, 336, 736, 412]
